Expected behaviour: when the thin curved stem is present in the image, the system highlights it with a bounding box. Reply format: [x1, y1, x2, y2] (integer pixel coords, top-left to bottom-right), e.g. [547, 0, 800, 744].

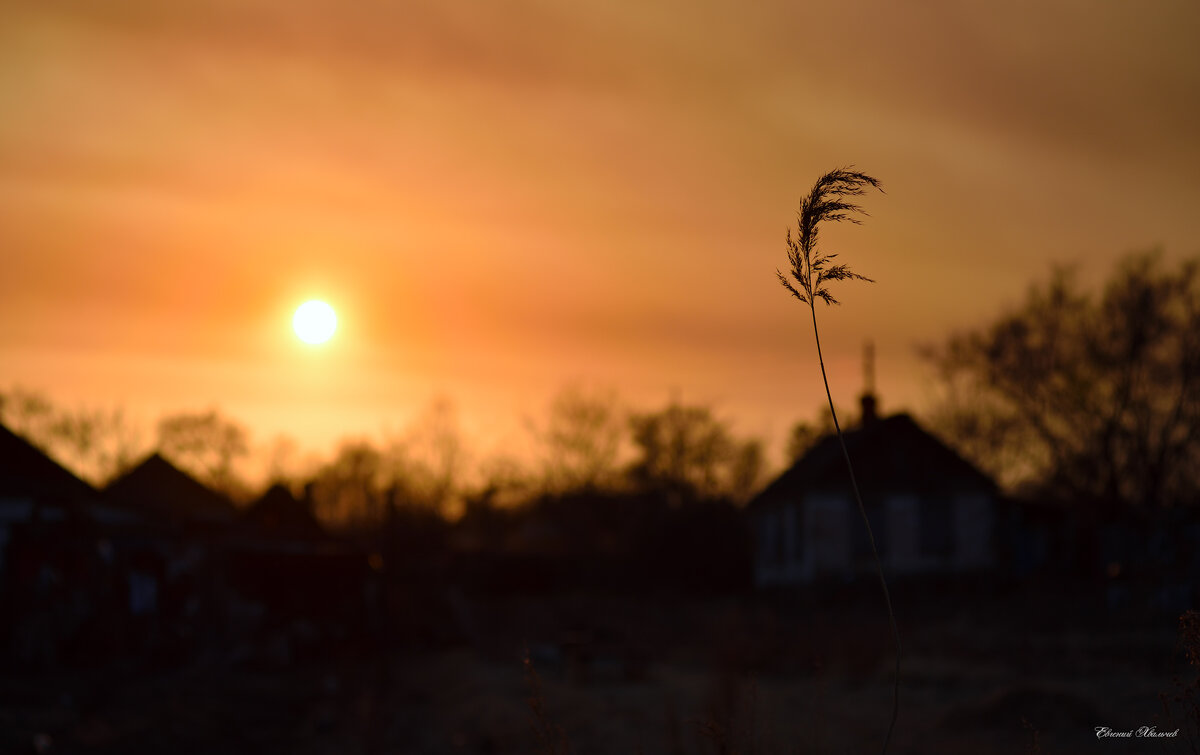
[809, 302, 901, 755]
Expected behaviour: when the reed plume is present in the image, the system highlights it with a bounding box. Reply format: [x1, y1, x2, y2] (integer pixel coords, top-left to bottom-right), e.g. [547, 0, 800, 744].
[777, 166, 900, 754]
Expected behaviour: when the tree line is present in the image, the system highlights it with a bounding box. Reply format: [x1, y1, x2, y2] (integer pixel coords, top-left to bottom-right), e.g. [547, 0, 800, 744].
[4, 248, 1198, 518]
[0, 384, 767, 521]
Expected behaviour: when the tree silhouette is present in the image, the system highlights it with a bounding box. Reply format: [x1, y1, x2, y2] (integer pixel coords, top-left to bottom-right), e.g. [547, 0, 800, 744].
[777, 166, 899, 754]
[785, 404, 843, 462]
[310, 439, 389, 527]
[627, 398, 760, 504]
[309, 399, 469, 529]
[156, 409, 249, 497]
[0, 388, 144, 485]
[50, 405, 143, 485]
[386, 397, 466, 513]
[925, 250, 1200, 509]
[531, 384, 625, 495]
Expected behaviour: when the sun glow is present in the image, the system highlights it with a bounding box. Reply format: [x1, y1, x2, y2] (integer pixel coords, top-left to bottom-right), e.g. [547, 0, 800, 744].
[293, 300, 337, 345]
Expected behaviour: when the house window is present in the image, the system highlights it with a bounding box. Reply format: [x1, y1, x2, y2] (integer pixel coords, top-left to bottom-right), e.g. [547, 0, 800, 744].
[786, 503, 802, 565]
[953, 494, 993, 567]
[920, 498, 954, 558]
[853, 503, 887, 561]
[760, 510, 785, 566]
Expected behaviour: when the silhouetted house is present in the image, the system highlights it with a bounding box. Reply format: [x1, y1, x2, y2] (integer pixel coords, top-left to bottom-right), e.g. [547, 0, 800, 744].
[97, 454, 238, 653]
[0, 423, 124, 590]
[747, 395, 999, 587]
[238, 483, 329, 546]
[104, 453, 236, 535]
[0, 422, 95, 541]
[223, 484, 371, 658]
[0, 423, 128, 665]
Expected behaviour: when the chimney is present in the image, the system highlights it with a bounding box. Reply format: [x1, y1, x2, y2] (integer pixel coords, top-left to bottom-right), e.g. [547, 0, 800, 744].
[860, 340, 879, 426]
[860, 392, 878, 426]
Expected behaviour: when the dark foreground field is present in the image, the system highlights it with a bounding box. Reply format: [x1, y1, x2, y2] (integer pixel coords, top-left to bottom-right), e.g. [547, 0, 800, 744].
[1, 583, 1189, 754]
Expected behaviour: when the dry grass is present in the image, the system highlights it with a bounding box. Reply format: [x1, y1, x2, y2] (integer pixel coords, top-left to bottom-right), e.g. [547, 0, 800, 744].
[0, 591, 1188, 754]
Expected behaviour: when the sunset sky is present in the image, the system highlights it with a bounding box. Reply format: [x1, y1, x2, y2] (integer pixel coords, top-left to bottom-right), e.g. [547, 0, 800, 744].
[2, 0, 1199, 472]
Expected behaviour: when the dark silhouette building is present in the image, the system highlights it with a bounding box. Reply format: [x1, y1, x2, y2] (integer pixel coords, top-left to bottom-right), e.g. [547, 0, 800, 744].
[104, 453, 236, 533]
[747, 392, 999, 587]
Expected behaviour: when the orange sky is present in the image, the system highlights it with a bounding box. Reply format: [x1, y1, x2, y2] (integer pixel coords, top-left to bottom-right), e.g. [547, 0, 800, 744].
[2, 0, 1199, 471]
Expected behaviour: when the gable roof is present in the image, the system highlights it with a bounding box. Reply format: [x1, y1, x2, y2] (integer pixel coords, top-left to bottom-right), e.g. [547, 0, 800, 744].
[749, 413, 996, 510]
[240, 483, 329, 543]
[104, 453, 236, 525]
[0, 422, 95, 502]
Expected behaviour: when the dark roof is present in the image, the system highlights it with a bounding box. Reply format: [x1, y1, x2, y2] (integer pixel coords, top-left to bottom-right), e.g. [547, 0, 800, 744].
[749, 413, 996, 510]
[0, 422, 95, 502]
[240, 483, 329, 543]
[104, 453, 236, 526]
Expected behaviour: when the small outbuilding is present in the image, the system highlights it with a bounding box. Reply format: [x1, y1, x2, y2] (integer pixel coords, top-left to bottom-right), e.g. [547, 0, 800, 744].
[747, 393, 999, 587]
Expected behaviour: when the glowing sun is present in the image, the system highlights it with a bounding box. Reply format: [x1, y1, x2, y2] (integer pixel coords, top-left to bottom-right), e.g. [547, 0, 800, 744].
[293, 300, 337, 344]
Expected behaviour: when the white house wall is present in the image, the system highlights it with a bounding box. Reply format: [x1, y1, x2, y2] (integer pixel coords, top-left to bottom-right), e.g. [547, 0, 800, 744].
[754, 502, 805, 587]
[885, 494, 923, 574]
[805, 494, 851, 579]
[754, 490, 998, 587]
[953, 493, 994, 569]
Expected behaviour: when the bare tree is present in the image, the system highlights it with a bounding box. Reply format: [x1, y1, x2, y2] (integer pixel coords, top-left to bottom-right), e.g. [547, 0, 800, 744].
[308, 399, 468, 529]
[310, 439, 389, 527]
[0, 387, 55, 442]
[156, 409, 250, 498]
[50, 406, 144, 486]
[387, 397, 467, 513]
[531, 384, 626, 495]
[0, 388, 144, 485]
[726, 437, 765, 504]
[627, 398, 760, 503]
[925, 250, 1200, 508]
